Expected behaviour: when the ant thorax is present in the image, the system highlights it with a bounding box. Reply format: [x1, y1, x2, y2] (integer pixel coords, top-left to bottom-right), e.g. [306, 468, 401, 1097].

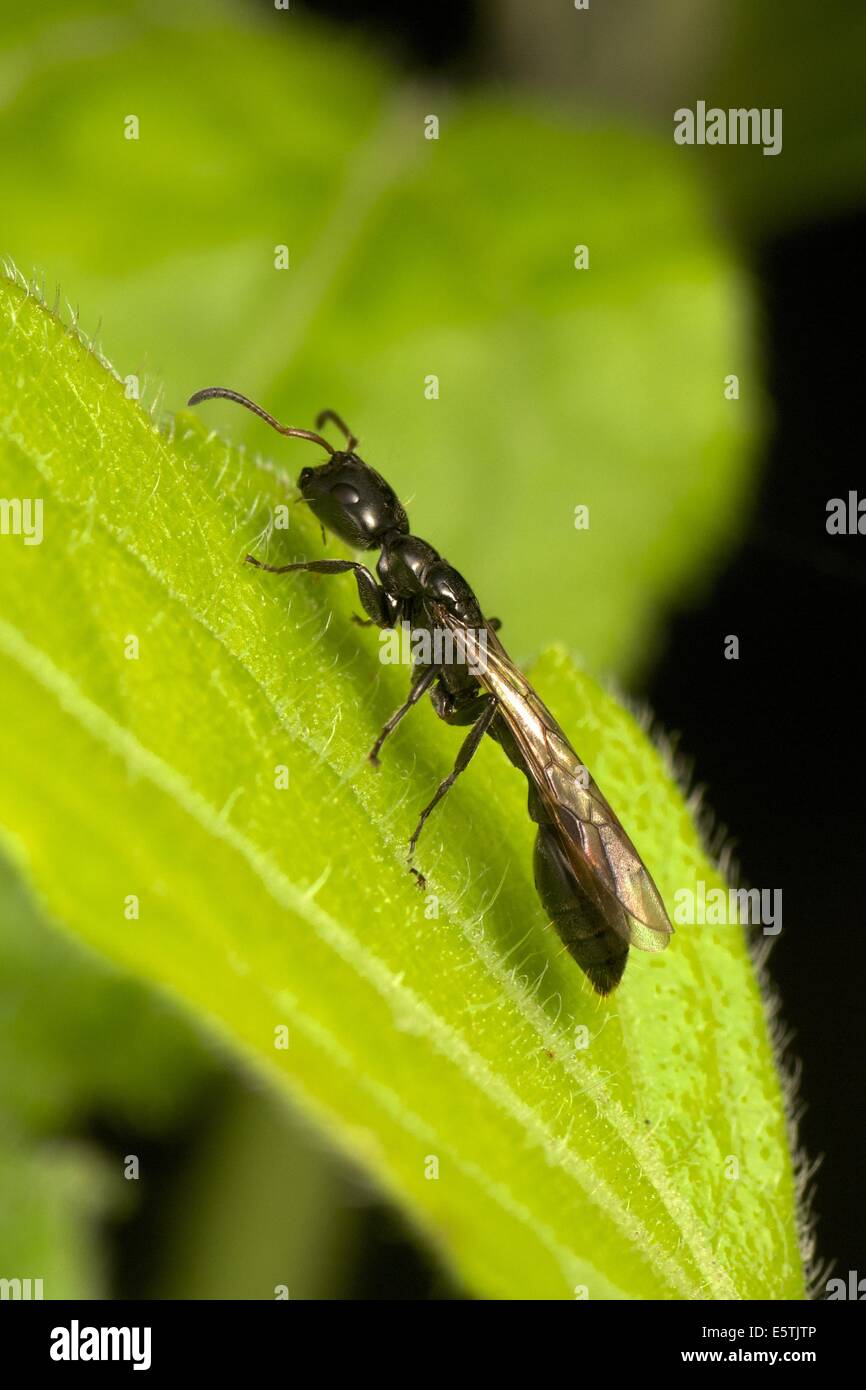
[377, 533, 441, 597]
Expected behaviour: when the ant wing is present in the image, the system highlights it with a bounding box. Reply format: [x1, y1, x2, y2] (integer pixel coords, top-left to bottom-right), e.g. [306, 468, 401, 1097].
[432, 606, 673, 953]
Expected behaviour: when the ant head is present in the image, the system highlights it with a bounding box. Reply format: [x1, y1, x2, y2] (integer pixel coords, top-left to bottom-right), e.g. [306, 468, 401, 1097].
[298, 454, 408, 550]
[187, 388, 409, 550]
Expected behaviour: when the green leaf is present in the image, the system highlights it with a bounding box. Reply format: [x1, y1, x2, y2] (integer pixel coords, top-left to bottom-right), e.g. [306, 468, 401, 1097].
[0, 278, 805, 1299]
[0, 0, 760, 677]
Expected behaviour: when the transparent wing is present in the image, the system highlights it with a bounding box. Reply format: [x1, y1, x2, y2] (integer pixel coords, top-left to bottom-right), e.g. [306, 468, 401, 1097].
[433, 606, 672, 952]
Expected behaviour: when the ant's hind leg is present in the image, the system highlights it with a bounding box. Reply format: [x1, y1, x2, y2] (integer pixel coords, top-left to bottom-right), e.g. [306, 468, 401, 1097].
[407, 697, 497, 884]
[368, 665, 438, 767]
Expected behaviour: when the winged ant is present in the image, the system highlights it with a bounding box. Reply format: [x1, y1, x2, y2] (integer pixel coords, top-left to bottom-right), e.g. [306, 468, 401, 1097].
[188, 387, 673, 993]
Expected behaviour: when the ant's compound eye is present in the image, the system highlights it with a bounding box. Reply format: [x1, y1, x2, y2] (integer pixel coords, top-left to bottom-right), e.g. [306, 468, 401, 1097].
[331, 482, 360, 507]
[298, 467, 315, 490]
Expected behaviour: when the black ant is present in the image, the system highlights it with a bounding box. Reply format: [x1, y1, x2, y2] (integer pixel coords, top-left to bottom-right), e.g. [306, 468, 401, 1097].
[189, 387, 672, 993]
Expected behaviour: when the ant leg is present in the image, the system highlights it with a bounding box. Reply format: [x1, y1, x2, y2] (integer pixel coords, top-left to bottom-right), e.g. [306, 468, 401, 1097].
[429, 683, 490, 727]
[246, 555, 390, 626]
[315, 409, 358, 451]
[368, 666, 438, 767]
[407, 697, 497, 879]
[355, 591, 400, 628]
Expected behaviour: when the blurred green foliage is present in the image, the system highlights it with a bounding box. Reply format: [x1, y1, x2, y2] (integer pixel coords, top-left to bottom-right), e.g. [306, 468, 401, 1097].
[492, 0, 866, 238]
[0, 858, 210, 1135]
[0, 1127, 111, 1300]
[0, 2, 801, 1300]
[1, 0, 759, 675]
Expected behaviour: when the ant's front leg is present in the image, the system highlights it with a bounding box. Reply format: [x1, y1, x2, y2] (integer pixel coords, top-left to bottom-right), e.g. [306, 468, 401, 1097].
[352, 593, 401, 629]
[245, 554, 391, 627]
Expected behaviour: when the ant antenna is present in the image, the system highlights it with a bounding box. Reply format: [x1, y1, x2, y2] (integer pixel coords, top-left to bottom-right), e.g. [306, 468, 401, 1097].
[316, 408, 358, 451]
[187, 387, 336, 454]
